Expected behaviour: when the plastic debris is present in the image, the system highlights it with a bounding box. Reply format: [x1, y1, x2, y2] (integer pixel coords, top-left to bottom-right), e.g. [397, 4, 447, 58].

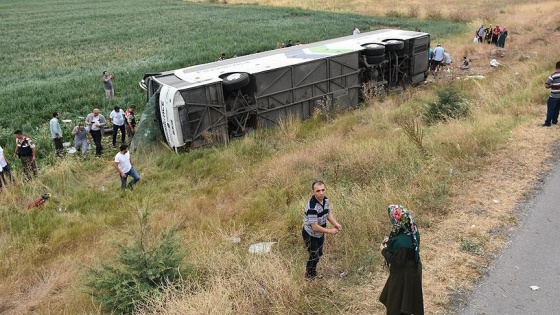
[62, 142, 71, 147]
[226, 237, 241, 243]
[492, 199, 500, 204]
[530, 286, 540, 291]
[248, 242, 276, 254]
[27, 193, 51, 210]
[67, 147, 77, 154]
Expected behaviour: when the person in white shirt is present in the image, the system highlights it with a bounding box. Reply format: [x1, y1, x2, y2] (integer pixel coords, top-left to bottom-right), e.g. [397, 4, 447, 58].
[0, 145, 13, 188]
[114, 144, 140, 190]
[109, 106, 126, 147]
[352, 26, 360, 35]
[432, 44, 445, 72]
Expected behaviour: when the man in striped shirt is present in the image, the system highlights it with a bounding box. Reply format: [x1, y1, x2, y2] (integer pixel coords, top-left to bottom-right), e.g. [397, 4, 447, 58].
[543, 61, 560, 127]
[302, 181, 342, 279]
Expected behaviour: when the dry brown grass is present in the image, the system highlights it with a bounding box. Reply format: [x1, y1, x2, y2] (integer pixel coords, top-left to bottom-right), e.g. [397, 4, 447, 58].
[1, 1, 560, 314]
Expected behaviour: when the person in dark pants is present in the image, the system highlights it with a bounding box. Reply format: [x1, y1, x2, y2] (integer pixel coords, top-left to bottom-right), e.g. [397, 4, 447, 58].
[12, 130, 38, 182]
[86, 108, 106, 156]
[543, 61, 560, 127]
[301, 181, 342, 279]
[379, 204, 424, 315]
[109, 106, 126, 147]
[49, 112, 64, 157]
[0, 145, 14, 187]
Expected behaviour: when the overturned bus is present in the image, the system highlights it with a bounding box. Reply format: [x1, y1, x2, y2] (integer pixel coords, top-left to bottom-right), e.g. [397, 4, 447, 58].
[140, 29, 430, 151]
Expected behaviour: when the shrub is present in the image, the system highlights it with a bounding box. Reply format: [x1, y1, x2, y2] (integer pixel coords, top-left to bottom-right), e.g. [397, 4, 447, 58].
[424, 87, 469, 124]
[86, 210, 189, 314]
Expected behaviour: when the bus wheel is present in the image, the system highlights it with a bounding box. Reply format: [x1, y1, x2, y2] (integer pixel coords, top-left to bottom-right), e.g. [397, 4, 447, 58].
[362, 43, 385, 56]
[383, 40, 405, 52]
[222, 73, 250, 91]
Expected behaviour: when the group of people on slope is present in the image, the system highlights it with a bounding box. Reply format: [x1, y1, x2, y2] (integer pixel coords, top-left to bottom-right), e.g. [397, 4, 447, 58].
[303, 181, 424, 315]
[0, 106, 137, 188]
[50, 106, 137, 159]
[429, 44, 472, 74]
[476, 24, 508, 48]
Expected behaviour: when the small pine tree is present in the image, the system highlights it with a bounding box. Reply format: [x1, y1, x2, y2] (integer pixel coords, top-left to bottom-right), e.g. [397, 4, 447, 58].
[424, 87, 469, 124]
[86, 210, 188, 314]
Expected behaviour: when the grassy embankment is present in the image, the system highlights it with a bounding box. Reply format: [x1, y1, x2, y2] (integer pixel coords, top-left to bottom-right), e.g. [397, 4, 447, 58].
[1, 0, 559, 313]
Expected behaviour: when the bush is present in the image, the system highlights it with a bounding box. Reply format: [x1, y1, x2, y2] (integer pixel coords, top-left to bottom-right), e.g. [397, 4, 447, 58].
[86, 210, 189, 314]
[424, 87, 469, 124]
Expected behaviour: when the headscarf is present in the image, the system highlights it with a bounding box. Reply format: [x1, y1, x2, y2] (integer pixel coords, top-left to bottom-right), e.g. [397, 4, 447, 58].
[387, 204, 420, 263]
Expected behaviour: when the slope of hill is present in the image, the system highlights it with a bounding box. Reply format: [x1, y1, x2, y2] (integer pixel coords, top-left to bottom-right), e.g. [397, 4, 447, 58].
[0, 0, 559, 314]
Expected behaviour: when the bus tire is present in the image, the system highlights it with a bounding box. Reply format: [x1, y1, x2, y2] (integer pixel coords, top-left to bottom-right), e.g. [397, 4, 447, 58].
[383, 40, 405, 52]
[222, 73, 250, 91]
[366, 55, 385, 64]
[362, 43, 385, 56]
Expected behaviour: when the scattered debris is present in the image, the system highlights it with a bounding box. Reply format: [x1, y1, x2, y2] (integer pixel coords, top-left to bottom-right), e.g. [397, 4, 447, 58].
[226, 237, 241, 243]
[339, 270, 349, 278]
[27, 193, 51, 210]
[248, 242, 276, 254]
[530, 286, 540, 291]
[465, 75, 486, 80]
[493, 199, 500, 204]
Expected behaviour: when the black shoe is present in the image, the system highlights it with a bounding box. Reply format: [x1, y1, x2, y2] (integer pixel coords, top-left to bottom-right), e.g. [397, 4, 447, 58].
[542, 124, 551, 127]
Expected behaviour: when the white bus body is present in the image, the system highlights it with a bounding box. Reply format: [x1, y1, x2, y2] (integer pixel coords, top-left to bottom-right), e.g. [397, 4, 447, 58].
[141, 29, 430, 151]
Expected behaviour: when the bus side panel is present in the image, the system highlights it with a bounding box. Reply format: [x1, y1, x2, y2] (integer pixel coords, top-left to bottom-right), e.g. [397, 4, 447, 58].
[253, 52, 361, 129]
[328, 52, 361, 110]
[179, 83, 228, 148]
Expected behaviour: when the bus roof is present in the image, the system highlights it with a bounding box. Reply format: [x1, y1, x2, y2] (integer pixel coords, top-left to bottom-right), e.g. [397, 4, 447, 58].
[154, 29, 428, 90]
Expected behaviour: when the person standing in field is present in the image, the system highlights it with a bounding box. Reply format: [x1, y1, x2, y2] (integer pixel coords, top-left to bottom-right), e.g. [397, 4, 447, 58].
[49, 112, 64, 157]
[432, 44, 445, 72]
[125, 106, 136, 139]
[477, 25, 485, 43]
[71, 123, 91, 158]
[110, 106, 126, 147]
[484, 24, 492, 44]
[352, 26, 360, 35]
[543, 61, 560, 127]
[102, 70, 115, 99]
[379, 204, 424, 315]
[86, 108, 106, 157]
[491, 25, 501, 45]
[302, 181, 342, 279]
[12, 130, 38, 182]
[497, 27, 508, 48]
[113, 144, 140, 190]
[0, 145, 13, 186]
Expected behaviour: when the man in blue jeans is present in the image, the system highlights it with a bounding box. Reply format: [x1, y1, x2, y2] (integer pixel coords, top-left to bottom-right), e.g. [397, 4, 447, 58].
[113, 144, 140, 190]
[543, 61, 560, 127]
[301, 181, 342, 279]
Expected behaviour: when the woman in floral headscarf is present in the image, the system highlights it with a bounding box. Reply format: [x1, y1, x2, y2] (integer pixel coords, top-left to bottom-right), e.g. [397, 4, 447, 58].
[379, 204, 424, 315]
